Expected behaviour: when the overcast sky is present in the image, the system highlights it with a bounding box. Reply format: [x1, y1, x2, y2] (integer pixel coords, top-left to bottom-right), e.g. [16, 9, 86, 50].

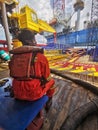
[18, 0, 53, 22]
[0, 0, 93, 41]
[0, 0, 54, 41]
[18, 0, 92, 27]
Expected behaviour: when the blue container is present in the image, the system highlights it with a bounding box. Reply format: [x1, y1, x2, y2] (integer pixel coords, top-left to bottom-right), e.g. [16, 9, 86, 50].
[0, 50, 10, 61]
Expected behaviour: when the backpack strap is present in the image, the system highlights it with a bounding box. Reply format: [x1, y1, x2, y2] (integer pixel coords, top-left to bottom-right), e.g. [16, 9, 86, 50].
[30, 51, 37, 77]
[30, 52, 48, 85]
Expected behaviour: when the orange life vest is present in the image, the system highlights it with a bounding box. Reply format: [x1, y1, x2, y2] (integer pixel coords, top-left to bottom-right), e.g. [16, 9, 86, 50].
[9, 46, 55, 101]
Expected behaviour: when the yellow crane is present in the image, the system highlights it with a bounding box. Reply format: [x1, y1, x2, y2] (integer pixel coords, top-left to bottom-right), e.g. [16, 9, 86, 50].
[9, 5, 56, 48]
[9, 5, 56, 33]
[0, 1, 56, 50]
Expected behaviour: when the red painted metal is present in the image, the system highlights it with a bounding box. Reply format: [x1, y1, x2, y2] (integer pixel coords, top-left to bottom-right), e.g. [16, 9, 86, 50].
[27, 110, 44, 130]
[0, 40, 8, 51]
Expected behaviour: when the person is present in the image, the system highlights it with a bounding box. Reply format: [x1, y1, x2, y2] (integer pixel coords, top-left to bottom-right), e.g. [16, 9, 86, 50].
[9, 29, 55, 110]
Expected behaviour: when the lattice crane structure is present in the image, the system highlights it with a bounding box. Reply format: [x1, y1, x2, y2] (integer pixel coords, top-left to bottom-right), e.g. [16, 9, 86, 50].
[53, 0, 65, 21]
[52, 0, 66, 25]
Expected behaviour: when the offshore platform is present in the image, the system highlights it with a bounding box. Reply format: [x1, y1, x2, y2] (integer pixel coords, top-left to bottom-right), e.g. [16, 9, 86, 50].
[47, 0, 98, 48]
[0, 0, 98, 130]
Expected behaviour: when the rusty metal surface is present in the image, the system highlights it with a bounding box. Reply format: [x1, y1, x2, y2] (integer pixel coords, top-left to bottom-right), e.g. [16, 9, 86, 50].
[41, 77, 98, 130]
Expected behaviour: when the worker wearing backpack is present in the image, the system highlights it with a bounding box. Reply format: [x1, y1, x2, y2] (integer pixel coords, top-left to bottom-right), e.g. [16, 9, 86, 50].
[9, 29, 55, 108]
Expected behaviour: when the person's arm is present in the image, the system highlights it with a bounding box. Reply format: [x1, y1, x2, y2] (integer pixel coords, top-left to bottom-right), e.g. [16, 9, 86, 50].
[40, 54, 55, 97]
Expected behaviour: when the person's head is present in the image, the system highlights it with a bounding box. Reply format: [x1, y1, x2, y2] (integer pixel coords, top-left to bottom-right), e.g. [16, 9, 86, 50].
[17, 29, 37, 46]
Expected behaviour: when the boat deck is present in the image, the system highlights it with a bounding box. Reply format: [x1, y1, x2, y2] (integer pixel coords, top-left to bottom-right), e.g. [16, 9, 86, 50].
[0, 61, 98, 130]
[0, 54, 98, 86]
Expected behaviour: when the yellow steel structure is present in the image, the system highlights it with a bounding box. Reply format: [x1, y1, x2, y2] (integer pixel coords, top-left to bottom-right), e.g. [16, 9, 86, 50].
[0, 0, 18, 5]
[38, 19, 56, 33]
[9, 5, 56, 33]
[19, 6, 39, 32]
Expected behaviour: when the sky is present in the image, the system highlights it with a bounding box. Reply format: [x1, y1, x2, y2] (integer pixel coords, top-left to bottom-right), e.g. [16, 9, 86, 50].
[18, 0, 92, 30]
[0, 0, 54, 43]
[18, 0, 53, 22]
[18, 0, 55, 43]
[0, 0, 93, 42]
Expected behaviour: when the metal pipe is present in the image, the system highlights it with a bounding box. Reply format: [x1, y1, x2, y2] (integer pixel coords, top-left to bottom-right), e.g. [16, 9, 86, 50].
[1, 2, 12, 51]
[76, 9, 81, 31]
[50, 69, 98, 95]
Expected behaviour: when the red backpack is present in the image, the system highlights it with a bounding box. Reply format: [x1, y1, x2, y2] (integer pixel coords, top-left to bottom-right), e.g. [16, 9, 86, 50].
[9, 46, 43, 80]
